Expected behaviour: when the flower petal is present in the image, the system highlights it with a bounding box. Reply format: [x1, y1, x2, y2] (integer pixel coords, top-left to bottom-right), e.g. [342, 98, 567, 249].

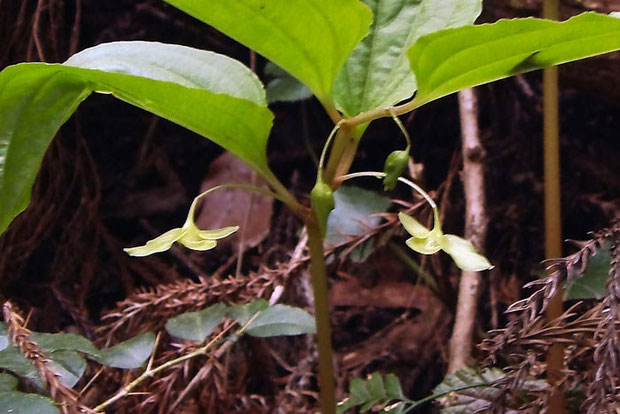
[124, 228, 184, 257]
[180, 225, 203, 244]
[405, 236, 441, 255]
[441, 235, 493, 271]
[398, 212, 431, 238]
[180, 238, 218, 251]
[197, 226, 239, 240]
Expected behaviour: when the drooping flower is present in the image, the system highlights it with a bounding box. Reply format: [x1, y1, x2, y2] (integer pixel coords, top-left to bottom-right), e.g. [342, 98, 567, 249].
[398, 210, 493, 272]
[124, 193, 238, 257]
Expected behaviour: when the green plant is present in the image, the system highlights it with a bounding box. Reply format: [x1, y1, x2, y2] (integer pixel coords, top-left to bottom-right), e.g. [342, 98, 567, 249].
[336, 368, 504, 413]
[1, 1, 620, 413]
[0, 299, 316, 413]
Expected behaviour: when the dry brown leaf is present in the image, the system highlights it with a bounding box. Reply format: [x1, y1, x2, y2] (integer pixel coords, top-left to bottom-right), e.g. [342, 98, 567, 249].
[196, 153, 274, 249]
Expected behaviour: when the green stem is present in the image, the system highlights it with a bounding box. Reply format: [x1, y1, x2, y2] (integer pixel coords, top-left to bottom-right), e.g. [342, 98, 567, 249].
[389, 108, 411, 152]
[401, 383, 491, 413]
[325, 104, 343, 125]
[197, 173, 305, 218]
[262, 170, 307, 217]
[317, 120, 345, 182]
[188, 183, 283, 220]
[332, 136, 361, 181]
[345, 98, 420, 128]
[324, 124, 367, 186]
[319, 97, 343, 125]
[337, 171, 436, 209]
[323, 126, 353, 185]
[305, 216, 336, 414]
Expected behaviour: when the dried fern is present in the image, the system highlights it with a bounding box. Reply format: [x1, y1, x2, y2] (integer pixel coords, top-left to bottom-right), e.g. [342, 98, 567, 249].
[480, 220, 620, 412]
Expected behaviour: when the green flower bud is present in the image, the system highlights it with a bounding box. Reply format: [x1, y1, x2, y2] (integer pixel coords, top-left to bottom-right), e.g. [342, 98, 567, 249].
[382, 150, 409, 191]
[311, 181, 335, 237]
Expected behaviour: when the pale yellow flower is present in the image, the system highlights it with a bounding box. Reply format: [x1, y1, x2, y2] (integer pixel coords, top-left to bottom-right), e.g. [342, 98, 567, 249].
[125, 193, 238, 257]
[398, 210, 493, 272]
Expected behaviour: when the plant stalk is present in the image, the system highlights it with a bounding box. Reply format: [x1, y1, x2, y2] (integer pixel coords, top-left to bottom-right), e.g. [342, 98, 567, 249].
[324, 124, 367, 186]
[305, 215, 336, 414]
[262, 170, 307, 217]
[448, 88, 488, 373]
[543, 0, 565, 412]
[333, 137, 361, 181]
[324, 125, 353, 185]
[337, 172, 436, 209]
[343, 99, 420, 129]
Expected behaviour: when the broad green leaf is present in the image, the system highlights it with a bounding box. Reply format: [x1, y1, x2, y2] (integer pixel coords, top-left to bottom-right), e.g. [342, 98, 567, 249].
[245, 304, 316, 337]
[165, 303, 228, 342]
[337, 399, 359, 414]
[409, 12, 620, 107]
[47, 350, 86, 388]
[64, 41, 267, 105]
[0, 392, 59, 414]
[0, 41, 273, 236]
[228, 299, 269, 326]
[326, 186, 391, 247]
[338, 373, 406, 414]
[384, 374, 404, 399]
[338, 378, 369, 414]
[96, 332, 156, 369]
[0, 373, 18, 392]
[267, 76, 313, 104]
[350, 377, 372, 402]
[433, 367, 505, 413]
[0, 347, 42, 388]
[565, 244, 611, 300]
[366, 373, 387, 401]
[29, 332, 100, 358]
[265, 62, 313, 104]
[164, 0, 372, 106]
[349, 239, 376, 263]
[334, 0, 481, 116]
[0, 343, 86, 389]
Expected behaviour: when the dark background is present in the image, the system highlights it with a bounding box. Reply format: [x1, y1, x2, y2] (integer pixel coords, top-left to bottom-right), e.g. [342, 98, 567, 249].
[0, 0, 618, 412]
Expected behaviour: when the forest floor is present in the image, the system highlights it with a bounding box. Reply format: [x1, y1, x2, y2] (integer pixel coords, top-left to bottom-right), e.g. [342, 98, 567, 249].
[0, 1, 618, 413]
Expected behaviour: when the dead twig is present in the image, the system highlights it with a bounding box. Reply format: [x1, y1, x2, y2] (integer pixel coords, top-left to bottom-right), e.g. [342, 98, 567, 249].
[448, 87, 489, 373]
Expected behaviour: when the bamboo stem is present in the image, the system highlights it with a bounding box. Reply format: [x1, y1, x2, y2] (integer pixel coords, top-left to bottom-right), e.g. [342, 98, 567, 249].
[543, 0, 565, 412]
